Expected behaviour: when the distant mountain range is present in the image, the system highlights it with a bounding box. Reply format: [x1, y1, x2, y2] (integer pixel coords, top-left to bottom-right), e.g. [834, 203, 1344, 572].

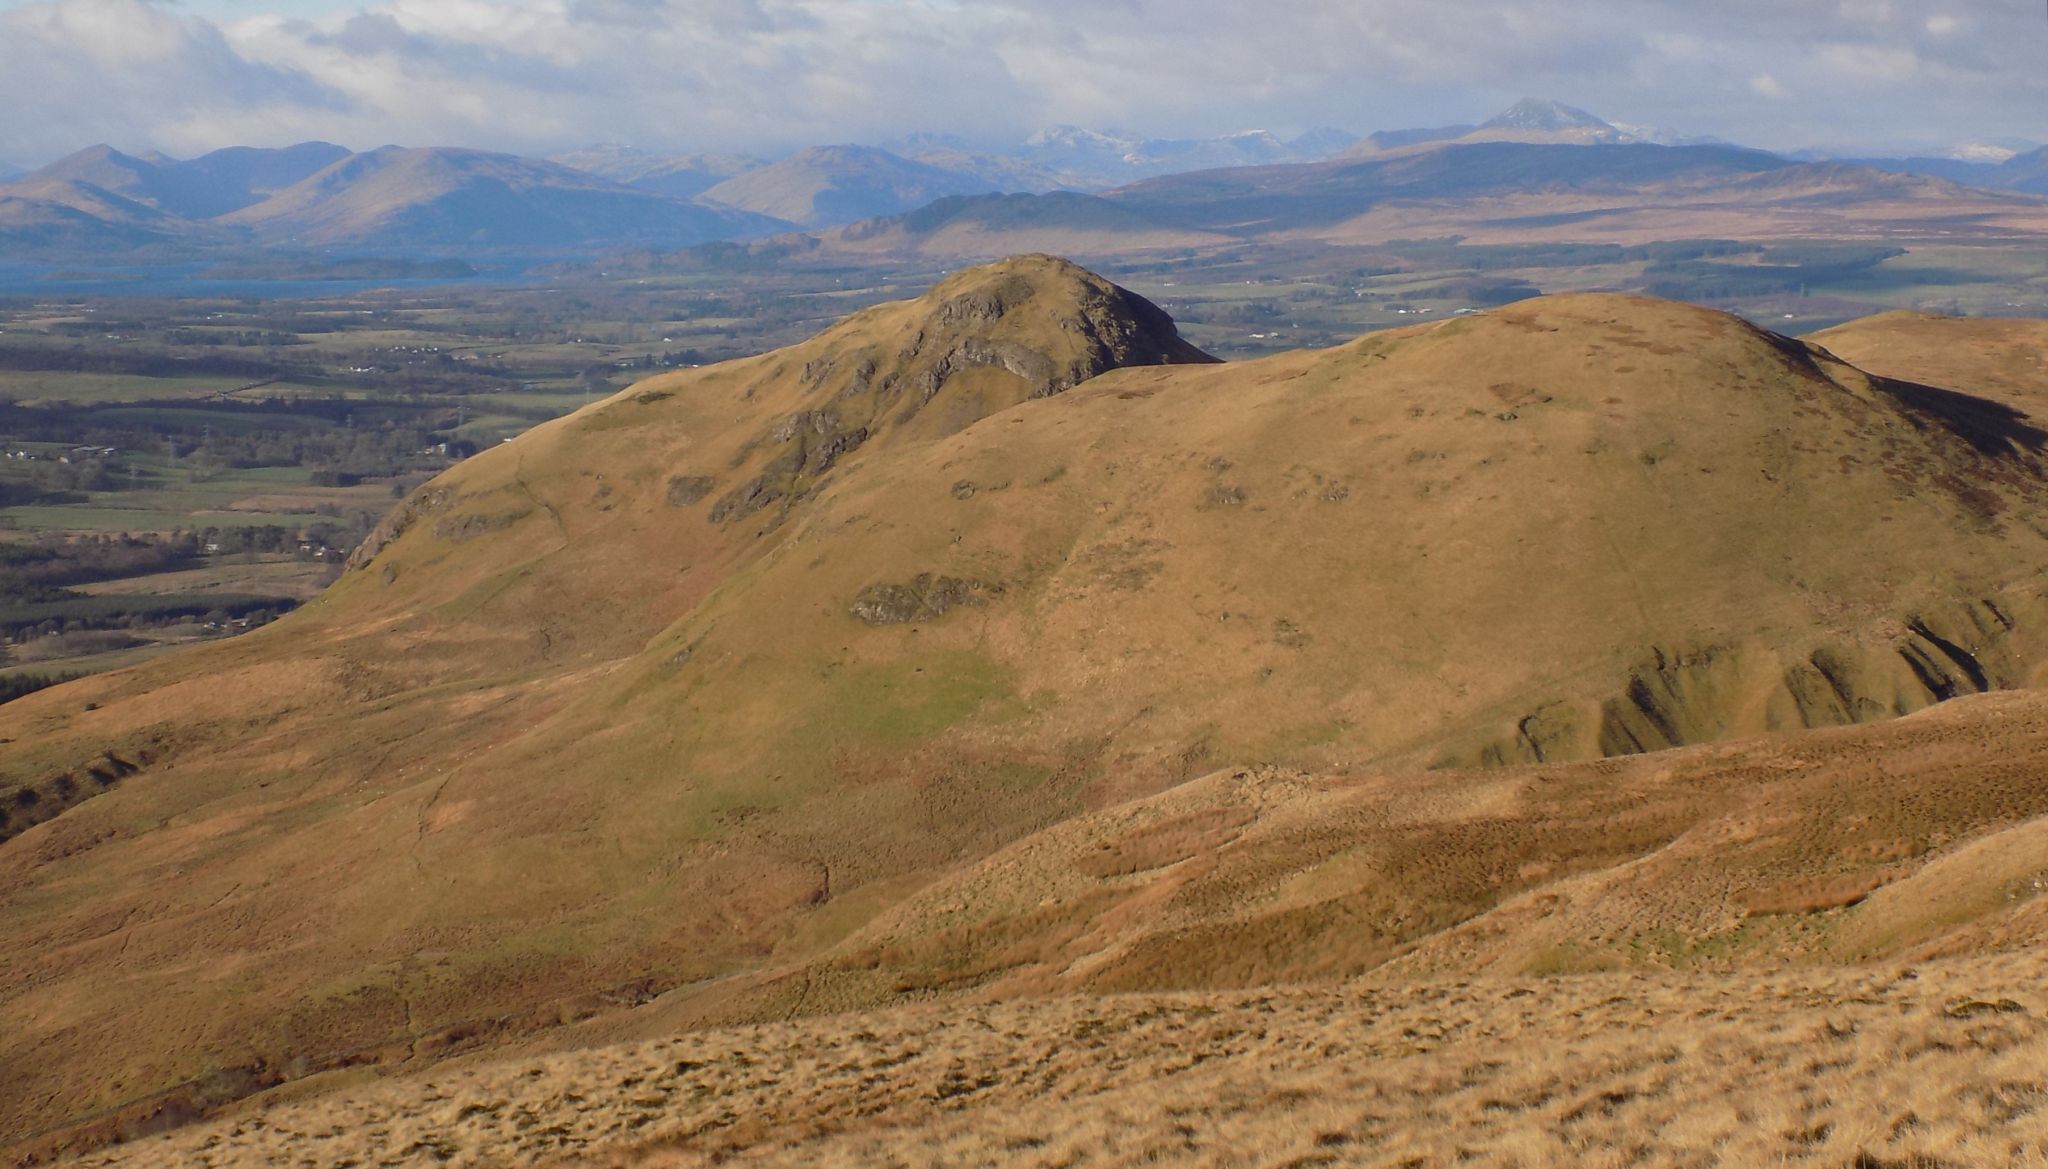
[547, 145, 764, 199]
[548, 125, 1364, 208]
[688, 144, 1005, 228]
[0, 143, 791, 254]
[756, 121, 2048, 263]
[1848, 147, 2048, 197]
[6, 100, 2047, 261]
[817, 191, 1230, 257]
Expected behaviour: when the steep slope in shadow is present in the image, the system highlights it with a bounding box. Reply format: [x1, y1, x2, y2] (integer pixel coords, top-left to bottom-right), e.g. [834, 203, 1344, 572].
[1808, 312, 2048, 416]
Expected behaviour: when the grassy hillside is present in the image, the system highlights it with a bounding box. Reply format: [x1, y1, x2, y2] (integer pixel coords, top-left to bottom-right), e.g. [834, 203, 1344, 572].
[70, 687, 2048, 1169]
[1809, 312, 2048, 411]
[6, 259, 2048, 1159]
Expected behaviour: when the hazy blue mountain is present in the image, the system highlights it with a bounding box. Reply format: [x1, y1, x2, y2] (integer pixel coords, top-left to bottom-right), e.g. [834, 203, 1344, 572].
[1012, 126, 1334, 187]
[1477, 99, 1638, 142]
[1110, 140, 1791, 232]
[815, 190, 1231, 257]
[219, 145, 792, 248]
[1288, 127, 1361, 157]
[2000, 148, 2048, 195]
[696, 144, 1001, 228]
[550, 145, 765, 199]
[25, 142, 351, 219]
[0, 176, 201, 252]
[1848, 147, 2048, 197]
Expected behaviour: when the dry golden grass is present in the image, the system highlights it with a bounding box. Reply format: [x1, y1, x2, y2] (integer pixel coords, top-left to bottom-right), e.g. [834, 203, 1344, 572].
[71, 557, 339, 599]
[9, 261, 2048, 1161]
[1808, 313, 2048, 414]
[74, 947, 2048, 1169]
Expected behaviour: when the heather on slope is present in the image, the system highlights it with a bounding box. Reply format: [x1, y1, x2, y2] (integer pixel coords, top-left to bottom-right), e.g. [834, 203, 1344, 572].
[8, 258, 2048, 1159]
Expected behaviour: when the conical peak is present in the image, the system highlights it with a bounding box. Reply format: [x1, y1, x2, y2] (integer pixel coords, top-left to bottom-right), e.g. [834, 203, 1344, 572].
[691, 257, 1211, 529]
[1484, 98, 1615, 132]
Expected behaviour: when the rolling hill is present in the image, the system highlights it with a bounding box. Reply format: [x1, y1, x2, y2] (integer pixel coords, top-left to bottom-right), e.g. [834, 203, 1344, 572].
[696, 145, 1002, 228]
[0, 177, 203, 253]
[1109, 141, 2048, 245]
[1855, 145, 2048, 199]
[1999, 147, 2048, 195]
[0, 142, 791, 253]
[1809, 312, 2048, 413]
[550, 145, 766, 200]
[12, 115, 2048, 262]
[219, 146, 789, 248]
[7, 257, 2048, 1161]
[26, 142, 352, 220]
[1004, 125, 1356, 189]
[82, 688, 2048, 1168]
[1339, 99, 1638, 159]
[816, 191, 1231, 257]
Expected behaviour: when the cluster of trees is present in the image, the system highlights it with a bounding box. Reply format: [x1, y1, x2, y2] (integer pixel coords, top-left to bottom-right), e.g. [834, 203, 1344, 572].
[0, 672, 81, 707]
[170, 423, 455, 478]
[1204, 301, 1289, 325]
[163, 329, 305, 348]
[0, 395, 470, 484]
[0, 341, 301, 381]
[0, 593, 292, 641]
[182, 522, 360, 555]
[0, 534, 198, 599]
[0, 526, 360, 604]
[0, 529, 352, 647]
[1641, 246, 1906, 302]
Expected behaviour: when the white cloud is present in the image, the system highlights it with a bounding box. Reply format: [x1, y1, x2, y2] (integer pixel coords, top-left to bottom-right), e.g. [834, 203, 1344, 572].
[1, 0, 2044, 165]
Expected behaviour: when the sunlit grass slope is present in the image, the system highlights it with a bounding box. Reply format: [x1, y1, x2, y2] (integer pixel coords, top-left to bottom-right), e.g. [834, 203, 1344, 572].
[6, 259, 2048, 1159]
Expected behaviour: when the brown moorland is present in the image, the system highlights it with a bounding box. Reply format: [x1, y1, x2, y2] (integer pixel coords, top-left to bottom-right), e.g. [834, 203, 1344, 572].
[1289, 168, 2048, 246]
[6, 257, 2048, 1162]
[71, 945, 2048, 1169]
[63, 689, 2048, 1167]
[1809, 312, 2048, 414]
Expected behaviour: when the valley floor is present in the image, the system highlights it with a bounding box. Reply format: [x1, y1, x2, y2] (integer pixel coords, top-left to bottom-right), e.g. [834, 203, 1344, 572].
[75, 947, 2048, 1169]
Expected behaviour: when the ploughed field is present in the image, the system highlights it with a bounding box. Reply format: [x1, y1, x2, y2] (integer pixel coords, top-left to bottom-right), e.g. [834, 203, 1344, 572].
[5, 256, 2048, 1166]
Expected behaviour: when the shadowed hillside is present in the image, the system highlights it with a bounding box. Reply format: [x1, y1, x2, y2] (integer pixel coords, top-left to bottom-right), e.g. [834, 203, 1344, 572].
[1809, 313, 2048, 413]
[7, 259, 2048, 1161]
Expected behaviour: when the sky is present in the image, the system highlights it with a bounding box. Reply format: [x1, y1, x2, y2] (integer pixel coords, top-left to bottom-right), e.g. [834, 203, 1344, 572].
[0, 0, 2043, 168]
